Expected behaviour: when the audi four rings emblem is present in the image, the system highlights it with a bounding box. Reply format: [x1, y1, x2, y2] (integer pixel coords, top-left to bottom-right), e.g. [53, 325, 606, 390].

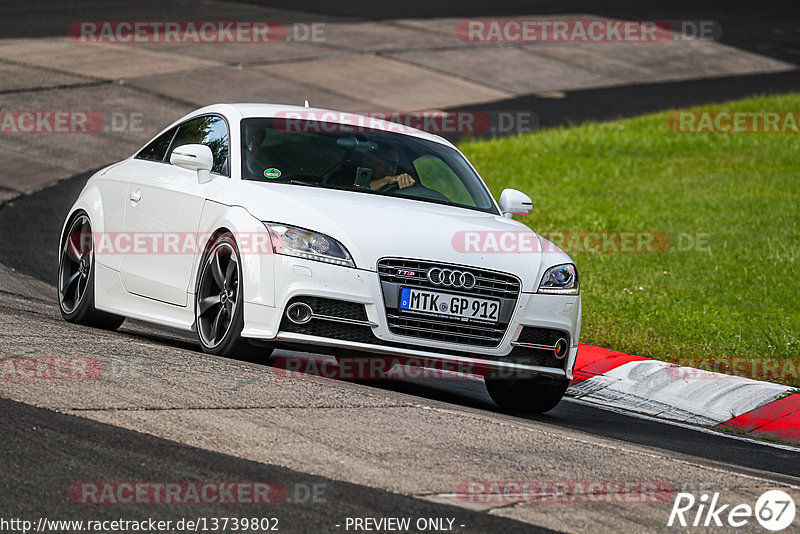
[427, 268, 477, 289]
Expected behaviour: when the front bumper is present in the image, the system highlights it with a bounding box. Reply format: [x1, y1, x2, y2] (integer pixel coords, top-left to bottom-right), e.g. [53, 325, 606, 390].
[240, 256, 581, 380]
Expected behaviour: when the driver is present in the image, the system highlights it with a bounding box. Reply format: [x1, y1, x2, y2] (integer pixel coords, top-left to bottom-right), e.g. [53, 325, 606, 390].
[366, 144, 416, 191]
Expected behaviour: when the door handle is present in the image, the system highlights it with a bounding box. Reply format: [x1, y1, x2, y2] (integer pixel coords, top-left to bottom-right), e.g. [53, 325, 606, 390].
[129, 190, 142, 203]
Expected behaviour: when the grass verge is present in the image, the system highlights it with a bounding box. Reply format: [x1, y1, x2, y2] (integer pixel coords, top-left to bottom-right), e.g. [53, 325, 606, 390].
[459, 94, 800, 385]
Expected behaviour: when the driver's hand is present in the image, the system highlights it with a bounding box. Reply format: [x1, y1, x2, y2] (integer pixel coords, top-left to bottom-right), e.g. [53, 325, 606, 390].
[391, 173, 415, 188]
[370, 173, 415, 190]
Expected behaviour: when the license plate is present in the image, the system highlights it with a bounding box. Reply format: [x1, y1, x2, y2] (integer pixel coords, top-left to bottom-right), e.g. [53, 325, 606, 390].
[398, 287, 500, 324]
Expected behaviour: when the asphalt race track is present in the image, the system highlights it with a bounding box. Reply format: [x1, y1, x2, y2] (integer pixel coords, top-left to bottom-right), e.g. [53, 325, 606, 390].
[3, 397, 559, 533]
[2, 2, 800, 533]
[2, 154, 800, 533]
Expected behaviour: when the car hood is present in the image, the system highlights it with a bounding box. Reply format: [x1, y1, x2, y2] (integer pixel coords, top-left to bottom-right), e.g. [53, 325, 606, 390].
[230, 182, 572, 292]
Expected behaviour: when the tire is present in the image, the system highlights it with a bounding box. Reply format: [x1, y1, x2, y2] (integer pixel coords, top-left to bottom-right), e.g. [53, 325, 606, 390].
[484, 375, 569, 413]
[58, 212, 125, 330]
[195, 232, 272, 361]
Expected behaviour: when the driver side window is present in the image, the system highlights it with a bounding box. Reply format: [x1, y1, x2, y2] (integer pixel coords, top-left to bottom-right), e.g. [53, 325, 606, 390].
[167, 115, 230, 175]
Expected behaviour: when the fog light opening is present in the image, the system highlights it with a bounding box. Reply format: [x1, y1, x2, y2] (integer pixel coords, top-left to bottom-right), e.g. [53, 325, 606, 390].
[286, 302, 313, 324]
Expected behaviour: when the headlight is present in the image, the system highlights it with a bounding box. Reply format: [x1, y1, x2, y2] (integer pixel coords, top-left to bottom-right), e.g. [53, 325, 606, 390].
[538, 264, 579, 294]
[264, 223, 355, 268]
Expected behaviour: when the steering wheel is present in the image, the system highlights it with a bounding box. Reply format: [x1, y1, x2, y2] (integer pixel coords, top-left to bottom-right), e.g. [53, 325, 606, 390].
[379, 181, 401, 193]
[380, 180, 452, 203]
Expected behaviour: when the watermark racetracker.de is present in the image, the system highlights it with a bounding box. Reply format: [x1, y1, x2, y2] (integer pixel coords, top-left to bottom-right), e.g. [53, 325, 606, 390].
[0, 355, 103, 380]
[273, 109, 539, 136]
[0, 110, 145, 134]
[68, 20, 326, 43]
[68, 481, 327, 505]
[665, 357, 800, 383]
[456, 480, 675, 504]
[271, 354, 493, 381]
[668, 111, 800, 133]
[456, 19, 721, 43]
[451, 230, 712, 255]
[63, 231, 273, 256]
[70, 20, 284, 43]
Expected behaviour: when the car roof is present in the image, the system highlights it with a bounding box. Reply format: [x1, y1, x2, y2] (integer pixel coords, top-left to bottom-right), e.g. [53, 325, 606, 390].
[188, 103, 456, 148]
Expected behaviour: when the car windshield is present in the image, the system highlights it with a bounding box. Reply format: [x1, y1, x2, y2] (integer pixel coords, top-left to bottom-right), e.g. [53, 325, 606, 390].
[241, 117, 497, 213]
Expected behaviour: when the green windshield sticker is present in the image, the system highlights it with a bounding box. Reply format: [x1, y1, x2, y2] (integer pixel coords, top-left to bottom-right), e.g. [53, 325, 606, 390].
[264, 168, 281, 179]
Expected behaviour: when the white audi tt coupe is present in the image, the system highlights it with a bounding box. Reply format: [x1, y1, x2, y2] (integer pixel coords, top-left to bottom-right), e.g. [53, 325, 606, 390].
[58, 103, 581, 412]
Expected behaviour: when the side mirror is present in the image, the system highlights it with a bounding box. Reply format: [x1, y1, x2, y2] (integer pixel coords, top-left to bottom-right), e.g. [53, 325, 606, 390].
[170, 144, 214, 184]
[498, 188, 533, 218]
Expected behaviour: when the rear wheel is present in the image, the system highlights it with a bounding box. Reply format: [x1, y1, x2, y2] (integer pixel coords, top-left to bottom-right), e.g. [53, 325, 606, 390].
[58, 213, 125, 329]
[484, 375, 569, 413]
[195, 232, 272, 361]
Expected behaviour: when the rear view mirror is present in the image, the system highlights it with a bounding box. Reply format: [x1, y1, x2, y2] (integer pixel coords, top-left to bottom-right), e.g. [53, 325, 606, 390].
[170, 144, 214, 184]
[336, 137, 377, 153]
[498, 189, 533, 218]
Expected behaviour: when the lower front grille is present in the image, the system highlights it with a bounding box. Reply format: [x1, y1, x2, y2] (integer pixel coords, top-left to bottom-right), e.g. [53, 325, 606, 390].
[280, 310, 569, 369]
[278, 296, 372, 343]
[384, 313, 507, 347]
[509, 327, 571, 370]
[516, 327, 568, 347]
[287, 296, 368, 321]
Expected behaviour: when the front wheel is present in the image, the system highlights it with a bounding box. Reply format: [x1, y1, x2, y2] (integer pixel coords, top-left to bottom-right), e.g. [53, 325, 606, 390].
[484, 375, 569, 413]
[58, 212, 125, 330]
[195, 232, 272, 361]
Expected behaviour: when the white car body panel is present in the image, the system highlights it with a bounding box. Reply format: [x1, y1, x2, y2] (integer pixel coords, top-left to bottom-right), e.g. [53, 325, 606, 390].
[61, 103, 581, 380]
[222, 180, 548, 290]
[120, 160, 209, 305]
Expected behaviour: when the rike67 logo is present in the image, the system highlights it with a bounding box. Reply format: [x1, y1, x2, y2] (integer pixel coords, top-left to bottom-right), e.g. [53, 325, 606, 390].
[668, 490, 796, 531]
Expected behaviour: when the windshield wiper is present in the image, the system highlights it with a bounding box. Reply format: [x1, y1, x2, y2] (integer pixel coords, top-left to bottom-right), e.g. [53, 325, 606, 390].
[288, 179, 318, 186]
[287, 178, 350, 191]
